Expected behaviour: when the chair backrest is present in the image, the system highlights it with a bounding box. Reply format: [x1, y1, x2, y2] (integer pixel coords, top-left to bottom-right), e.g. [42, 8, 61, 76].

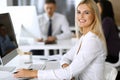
[105, 62, 118, 80]
[107, 52, 120, 68]
[112, 52, 120, 67]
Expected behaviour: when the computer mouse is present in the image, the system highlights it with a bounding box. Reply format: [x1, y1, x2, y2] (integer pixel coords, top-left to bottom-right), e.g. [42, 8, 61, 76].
[13, 71, 19, 74]
[17, 77, 32, 80]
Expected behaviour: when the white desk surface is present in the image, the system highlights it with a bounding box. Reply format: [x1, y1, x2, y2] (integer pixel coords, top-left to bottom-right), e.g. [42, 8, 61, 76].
[19, 39, 77, 56]
[6, 55, 61, 68]
[20, 39, 73, 50]
[0, 39, 77, 80]
[1, 55, 61, 80]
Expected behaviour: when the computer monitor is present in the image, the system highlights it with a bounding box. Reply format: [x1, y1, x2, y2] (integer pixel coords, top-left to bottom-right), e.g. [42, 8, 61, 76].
[0, 13, 18, 65]
[0, 6, 41, 45]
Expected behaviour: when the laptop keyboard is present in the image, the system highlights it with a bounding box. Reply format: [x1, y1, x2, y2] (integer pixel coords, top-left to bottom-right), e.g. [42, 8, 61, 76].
[0, 66, 16, 72]
[29, 64, 46, 70]
[16, 64, 32, 69]
[0, 63, 46, 73]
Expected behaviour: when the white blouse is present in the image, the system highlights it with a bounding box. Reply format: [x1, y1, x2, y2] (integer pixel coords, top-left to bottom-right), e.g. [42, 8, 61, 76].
[38, 31, 106, 80]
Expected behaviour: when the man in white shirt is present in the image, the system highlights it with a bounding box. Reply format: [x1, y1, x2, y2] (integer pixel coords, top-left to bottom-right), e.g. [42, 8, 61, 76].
[31, 0, 72, 55]
[37, 0, 72, 42]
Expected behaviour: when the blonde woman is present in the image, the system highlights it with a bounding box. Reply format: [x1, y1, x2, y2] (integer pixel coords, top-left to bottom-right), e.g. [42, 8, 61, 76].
[14, 0, 107, 80]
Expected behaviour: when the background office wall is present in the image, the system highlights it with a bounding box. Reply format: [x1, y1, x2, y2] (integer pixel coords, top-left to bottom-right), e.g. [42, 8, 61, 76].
[11, 0, 75, 27]
[0, 0, 13, 6]
[109, 0, 120, 26]
[7, 0, 120, 27]
[7, 0, 13, 6]
[0, 0, 7, 7]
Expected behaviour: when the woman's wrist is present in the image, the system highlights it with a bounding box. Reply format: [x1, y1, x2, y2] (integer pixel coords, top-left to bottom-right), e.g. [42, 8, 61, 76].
[31, 70, 38, 78]
[62, 63, 69, 68]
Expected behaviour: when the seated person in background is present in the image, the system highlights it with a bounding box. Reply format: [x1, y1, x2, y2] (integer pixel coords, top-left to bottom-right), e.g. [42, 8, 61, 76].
[95, 0, 120, 63]
[37, 0, 72, 43]
[14, 0, 107, 80]
[0, 24, 16, 57]
[31, 0, 72, 55]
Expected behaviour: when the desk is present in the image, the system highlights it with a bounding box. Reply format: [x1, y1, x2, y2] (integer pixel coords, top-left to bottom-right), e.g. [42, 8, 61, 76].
[19, 39, 76, 56]
[2, 55, 61, 80]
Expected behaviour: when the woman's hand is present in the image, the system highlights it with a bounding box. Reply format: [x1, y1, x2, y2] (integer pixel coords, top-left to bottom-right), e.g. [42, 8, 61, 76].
[35, 38, 43, 42]
[47, 36, 56, 42]
[62, 63, 69, 68]
[14, 69, 38, 78]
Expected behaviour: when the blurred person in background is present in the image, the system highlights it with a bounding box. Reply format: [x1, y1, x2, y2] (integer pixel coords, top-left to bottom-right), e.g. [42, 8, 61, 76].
[95, 0, 120, 63]
[37, 0, 72, 42]
[31, 0, 72, 55]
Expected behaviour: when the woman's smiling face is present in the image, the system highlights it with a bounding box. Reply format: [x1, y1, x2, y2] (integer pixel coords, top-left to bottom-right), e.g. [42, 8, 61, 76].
[76, 4, 95, 29]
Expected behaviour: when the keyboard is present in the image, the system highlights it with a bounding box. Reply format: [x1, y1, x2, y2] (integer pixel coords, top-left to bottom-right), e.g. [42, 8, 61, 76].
[29, 63, 46, 70]
[0, 63, 46, 73]
[11, 64, 32, 73]
[16, 64, 32, 69]
[0, 66, 16, 72]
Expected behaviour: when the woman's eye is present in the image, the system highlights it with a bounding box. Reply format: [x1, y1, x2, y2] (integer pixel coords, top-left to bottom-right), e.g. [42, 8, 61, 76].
[77, 11, 81, 14]
[84, 11, 90, 14]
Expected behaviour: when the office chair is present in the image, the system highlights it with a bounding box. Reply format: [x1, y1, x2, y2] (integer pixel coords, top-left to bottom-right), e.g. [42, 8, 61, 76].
[107, 52, 120, 70]
[105, 62, 118, 80]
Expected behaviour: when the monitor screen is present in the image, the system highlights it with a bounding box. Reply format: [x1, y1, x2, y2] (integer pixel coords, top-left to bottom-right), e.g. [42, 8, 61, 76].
[0, 6, 42, 45]
[0, 13, 18, 65]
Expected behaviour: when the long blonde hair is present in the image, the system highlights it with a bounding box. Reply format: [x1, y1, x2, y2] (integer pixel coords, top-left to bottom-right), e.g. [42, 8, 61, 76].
[75, 0, 107, 54]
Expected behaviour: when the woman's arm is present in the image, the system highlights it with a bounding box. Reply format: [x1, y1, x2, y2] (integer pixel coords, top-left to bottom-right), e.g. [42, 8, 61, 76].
[60, 41, 80, 66]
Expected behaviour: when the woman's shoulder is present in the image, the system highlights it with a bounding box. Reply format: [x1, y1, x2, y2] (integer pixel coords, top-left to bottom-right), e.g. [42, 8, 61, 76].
[82, 32, 101, 44]
[84, 32, 98, 39]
